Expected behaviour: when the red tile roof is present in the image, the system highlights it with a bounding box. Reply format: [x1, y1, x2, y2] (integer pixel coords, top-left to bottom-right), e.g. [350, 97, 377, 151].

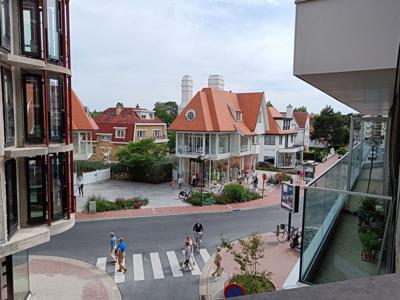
[293, 112, 308, 128]
[265, 106, 297, 135]
[169, 88, 264, 135]
[94, 107, 164, 125]
[71, 90, 99, 131]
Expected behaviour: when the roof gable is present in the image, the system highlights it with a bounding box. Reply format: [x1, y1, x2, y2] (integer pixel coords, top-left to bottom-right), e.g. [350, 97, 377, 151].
[293, 112, 308, 128]
[71, 90, 99, 131]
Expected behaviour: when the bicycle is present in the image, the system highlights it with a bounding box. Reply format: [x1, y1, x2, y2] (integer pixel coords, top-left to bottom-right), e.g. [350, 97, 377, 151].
[275, 224, 298, 243]
[179, 189, 193, 200]
[210, 184, 224, 194]
[193, 231, 203, 251]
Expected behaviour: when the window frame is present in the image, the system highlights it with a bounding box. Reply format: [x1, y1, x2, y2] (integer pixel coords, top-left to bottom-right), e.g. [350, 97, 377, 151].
[153, 129, 161, 138]
[114, 128, 126, 139]
[20, 0, 42, 58]
[2, 67, 14, 147]
[0, 0, 11, 50]
[137, 129, 146, 139]
[46, 0, 63, 64]
[23, 74, 44, 144]
[26, 156, 47, 224]
[50, 153, 67, 221]
[100, 134, 111, 142]
[5, 159, 18, 237]
[48, 75, 65, 143]
[264, 135, 275, 145]
[236, 111, 242, 122]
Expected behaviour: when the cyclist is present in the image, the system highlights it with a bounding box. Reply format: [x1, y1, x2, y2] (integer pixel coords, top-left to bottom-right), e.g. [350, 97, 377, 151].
[193, 221, 204, 246]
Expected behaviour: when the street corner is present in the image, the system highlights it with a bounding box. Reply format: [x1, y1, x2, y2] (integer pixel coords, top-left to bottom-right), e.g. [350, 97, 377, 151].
[29, 255, 122, 300]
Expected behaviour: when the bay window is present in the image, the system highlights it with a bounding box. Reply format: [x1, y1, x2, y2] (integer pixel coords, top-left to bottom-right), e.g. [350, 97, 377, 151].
[47, 0, 62, 62]
[23, 74, 44, 143]
[2, 67, 14, 147]
[20, 0, 41, 58]
[48, 76, 64, 142]
[0, 0, 11, 50]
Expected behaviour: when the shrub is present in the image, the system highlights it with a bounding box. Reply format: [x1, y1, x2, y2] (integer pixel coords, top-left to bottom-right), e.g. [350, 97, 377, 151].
[186, 192, 214, 206]
[230, 274, 274, 294]
[78, 160, 110, 174]
[222, 183, 246, 203]
[86, 195, 148, 212]
[243, 191, 261, 201]
[86, 196, 116, 212]
[336, 146, 348, 156]
[213, 194, 229, 204]
[282, 173, 291, 182]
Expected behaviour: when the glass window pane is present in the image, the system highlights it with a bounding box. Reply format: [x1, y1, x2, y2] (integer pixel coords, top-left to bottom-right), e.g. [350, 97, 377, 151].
[0, 0, 11, 50]
[2, 68, 14, 146]
[24, 75, 43, 143]
[48, 78, 64, 142]
[27, 157, 46, 222]
[52, 154, 66, 220]
[47, 0, 60, 61]
[13, 250, 30, 300]
[5, 160, 18, 236]
[21, 0, 40, 56]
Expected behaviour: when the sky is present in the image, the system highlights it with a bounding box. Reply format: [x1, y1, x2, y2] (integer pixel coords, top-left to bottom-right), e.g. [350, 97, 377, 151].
[70, 0, 355, 114]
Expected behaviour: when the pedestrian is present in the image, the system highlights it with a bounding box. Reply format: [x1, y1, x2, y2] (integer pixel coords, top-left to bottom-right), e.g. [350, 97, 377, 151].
[180, 240, 194, 271]
[192, 173, 197, 187]
[245, 171, 250, 185]
[252, 175, 259, 191]
[237, 172, 241, 184]
[117, 237, 127, 273]
[110, 232, 117, 263]
[178, 176, 183, 190]
[77, 176, 84, 196]
[212, 247, 223, 277]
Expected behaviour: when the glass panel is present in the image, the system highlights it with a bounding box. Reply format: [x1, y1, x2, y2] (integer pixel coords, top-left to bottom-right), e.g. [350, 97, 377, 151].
[301, 189, 389, 284]
[0, 0, 11, 50]
[5, 160, 18, 237]
[48, 78, 64, 142]
[47, 0, 60, 61]
[240, 136, 248, 152]
[2, 68, 14, 147]
[13, 250, 30, 300]
[218, 134, 230, 154]
[51, 153, 66, 220]
[27, 157, 46, 222]
[21, 0, 40, 57]
[24, 75, 44, 143]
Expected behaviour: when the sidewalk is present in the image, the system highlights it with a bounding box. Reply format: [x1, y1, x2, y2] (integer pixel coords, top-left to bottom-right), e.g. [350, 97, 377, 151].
[199, 233, 299, 300]
[75, 155, 339, 222]
[30, 255, 121, 300]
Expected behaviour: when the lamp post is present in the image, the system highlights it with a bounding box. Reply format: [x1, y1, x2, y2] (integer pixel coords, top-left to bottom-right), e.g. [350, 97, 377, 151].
[198, 155, 205, 207]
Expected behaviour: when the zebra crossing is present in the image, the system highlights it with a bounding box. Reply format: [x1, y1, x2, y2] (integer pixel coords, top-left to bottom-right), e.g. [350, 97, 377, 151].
[96, 248, 211, 283]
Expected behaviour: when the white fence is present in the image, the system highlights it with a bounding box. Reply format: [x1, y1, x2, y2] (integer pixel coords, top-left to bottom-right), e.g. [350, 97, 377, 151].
[74, 168, 111, 186]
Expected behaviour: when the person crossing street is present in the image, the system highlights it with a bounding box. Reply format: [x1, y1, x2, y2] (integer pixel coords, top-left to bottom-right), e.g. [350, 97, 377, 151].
[110, 232, 117, 263]
[117, 237, 127, 273]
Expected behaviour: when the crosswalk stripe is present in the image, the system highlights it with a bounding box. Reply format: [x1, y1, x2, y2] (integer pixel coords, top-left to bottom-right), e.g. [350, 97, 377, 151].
[200, 249, 211, 264]
[114, 260, 125, 283]
[166, 251, 183, 277]
[181, 250, 201, 275]
[133, 254, 145, 281]
[96, 257, 107, 272]
[150, 252, 164, 279]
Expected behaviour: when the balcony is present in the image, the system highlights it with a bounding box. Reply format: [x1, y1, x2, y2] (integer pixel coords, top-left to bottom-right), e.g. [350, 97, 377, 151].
[73, 132, 94, 160]
[153, 134, 169, 144]
[294, 0, 400, 115]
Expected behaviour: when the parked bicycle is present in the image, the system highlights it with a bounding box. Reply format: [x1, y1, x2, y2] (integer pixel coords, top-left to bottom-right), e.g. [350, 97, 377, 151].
[210, 183, 224, 194]
[275, 224, 299, 243]
[179, 189, 193, 200]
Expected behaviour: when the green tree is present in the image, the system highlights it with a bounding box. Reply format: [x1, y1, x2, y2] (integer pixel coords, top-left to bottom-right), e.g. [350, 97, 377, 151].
[167, 131, 176, 153]
[116, 139, 168, 169]
[89, 109, 99, 118]
[293, 106, 307, 112]
[311, 105, 349, 146]
[266, 100, 273, 107]
[154, 101, 178, 126]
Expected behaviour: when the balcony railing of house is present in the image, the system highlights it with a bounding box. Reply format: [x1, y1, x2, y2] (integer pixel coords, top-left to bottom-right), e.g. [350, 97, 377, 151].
[300, 117, 392, 285]
[240, 144, 249, 152]
[177, 145, 205, 155]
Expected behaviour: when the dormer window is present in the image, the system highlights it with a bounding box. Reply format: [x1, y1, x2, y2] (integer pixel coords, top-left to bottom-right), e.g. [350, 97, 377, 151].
[186, 109, 196, 121]
[141, 114, 146, 119]
[236, 111, 242, 121]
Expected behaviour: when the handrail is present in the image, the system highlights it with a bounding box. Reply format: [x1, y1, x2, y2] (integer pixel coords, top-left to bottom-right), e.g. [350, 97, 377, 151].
[303, 186, 392, 201]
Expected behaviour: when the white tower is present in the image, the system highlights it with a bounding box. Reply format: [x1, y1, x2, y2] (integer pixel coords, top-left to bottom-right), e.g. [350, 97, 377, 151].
[208, 75, 224, 90]
[286, 104, 293, 119]
[180, 75, 193, 112]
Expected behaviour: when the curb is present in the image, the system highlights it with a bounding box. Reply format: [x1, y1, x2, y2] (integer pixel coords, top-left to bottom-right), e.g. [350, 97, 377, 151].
[199, 252, 215, 300]
[30, 255, 122, 300]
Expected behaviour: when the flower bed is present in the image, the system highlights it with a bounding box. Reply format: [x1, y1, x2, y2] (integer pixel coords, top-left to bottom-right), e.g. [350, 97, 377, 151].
[229, 274, 275, 294]
[86, 195, 149, 212]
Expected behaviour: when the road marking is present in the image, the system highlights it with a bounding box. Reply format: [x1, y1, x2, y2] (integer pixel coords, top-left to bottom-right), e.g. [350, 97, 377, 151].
[200, 249, 211, 263]
[150, 252, 164, 279]
[133, 254, 145, 281]
[181, 251, 201, 275]
[166, 251, 183, 277]
[96, 257, 107, 272]
[114, 260, 125, 283]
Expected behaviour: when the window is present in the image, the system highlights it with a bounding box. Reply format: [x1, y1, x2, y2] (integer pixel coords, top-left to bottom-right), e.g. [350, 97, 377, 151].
[153, 129, 161, 138]
[93, 145, 96, 155]
[115, 129, 125, 139]
[12, 250, 30, 300]
[23, 75, 44, 143]
[100, 135, 111, 142]
[47, 0, 62, 62]
[2, 67, 14, 147]
[141, 114, 146, 119]
[186, 109, 196, 121]
[279, 136, 283, 145]
[291, 135, 294, 143]
[283, 119, 290, 130]
[137, 130, 146, 139]
[27, 156, 46, 223]
[264, 135, 275, 145]
[5, 159, 18, 236]
[0, 0, 11, 50]
[51, 153, 66, 221]
[252, 136, 259, 145]
[218, 134, 230, 154]
[20, 0, 41, 58]
[236, 111, 242, 121]
[48, 77, 64, 142]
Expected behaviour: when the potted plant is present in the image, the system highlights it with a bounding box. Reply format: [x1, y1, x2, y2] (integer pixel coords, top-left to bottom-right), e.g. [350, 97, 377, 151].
[359, 229, 382, 263]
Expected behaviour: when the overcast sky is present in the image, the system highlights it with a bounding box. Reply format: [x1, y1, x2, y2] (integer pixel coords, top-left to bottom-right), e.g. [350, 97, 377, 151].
[70, 0, 355, 114]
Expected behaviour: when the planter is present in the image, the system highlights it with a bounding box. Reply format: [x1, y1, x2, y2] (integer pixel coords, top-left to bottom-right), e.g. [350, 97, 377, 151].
[361, 250, 379, 263]
[226, 274, 276, 295]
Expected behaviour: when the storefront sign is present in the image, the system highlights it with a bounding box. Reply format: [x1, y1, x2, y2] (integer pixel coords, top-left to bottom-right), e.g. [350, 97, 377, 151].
[281, 182, 299, 213]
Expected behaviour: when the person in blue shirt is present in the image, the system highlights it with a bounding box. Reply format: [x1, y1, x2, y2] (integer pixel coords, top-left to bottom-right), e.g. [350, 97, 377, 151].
[117, 237, 127, 273]
[110, 232, 117, 263]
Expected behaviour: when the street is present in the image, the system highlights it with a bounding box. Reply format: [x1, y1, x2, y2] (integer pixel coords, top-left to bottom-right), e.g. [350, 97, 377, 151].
[31, 205, 301, 300]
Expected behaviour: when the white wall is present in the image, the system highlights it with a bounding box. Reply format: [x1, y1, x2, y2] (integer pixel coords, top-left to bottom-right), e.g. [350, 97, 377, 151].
[74, 168, 110, 186]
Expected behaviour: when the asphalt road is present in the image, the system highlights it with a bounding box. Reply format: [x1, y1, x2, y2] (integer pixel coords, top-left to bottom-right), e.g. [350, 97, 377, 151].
[31, 205, 302, 300]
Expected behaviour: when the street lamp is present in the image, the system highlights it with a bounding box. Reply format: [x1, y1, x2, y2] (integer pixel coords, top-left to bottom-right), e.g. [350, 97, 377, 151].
[197, 155, 205, 207]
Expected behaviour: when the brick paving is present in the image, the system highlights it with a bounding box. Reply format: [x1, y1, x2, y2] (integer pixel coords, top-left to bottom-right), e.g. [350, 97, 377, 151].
[76, 155, 338, 222]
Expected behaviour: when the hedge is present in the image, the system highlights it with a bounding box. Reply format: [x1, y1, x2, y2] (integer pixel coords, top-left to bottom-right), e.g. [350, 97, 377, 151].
[77, 160, 110, 174]
[86, 195, 149, 212]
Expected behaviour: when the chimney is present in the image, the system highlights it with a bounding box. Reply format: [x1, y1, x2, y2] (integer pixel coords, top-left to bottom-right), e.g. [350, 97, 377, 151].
[180, 75, 193, 112]
[286, 104, 293, 119]
[136, 104, 140, 109]
[208, 75, 224, 90]
[116, 102, 124, 115]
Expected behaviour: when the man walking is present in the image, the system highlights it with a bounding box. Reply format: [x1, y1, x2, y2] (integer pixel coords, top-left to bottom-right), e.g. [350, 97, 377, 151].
[117, 237, 127, 273]
[110, 232, 117, 263]
[77, 176, 84, 196]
